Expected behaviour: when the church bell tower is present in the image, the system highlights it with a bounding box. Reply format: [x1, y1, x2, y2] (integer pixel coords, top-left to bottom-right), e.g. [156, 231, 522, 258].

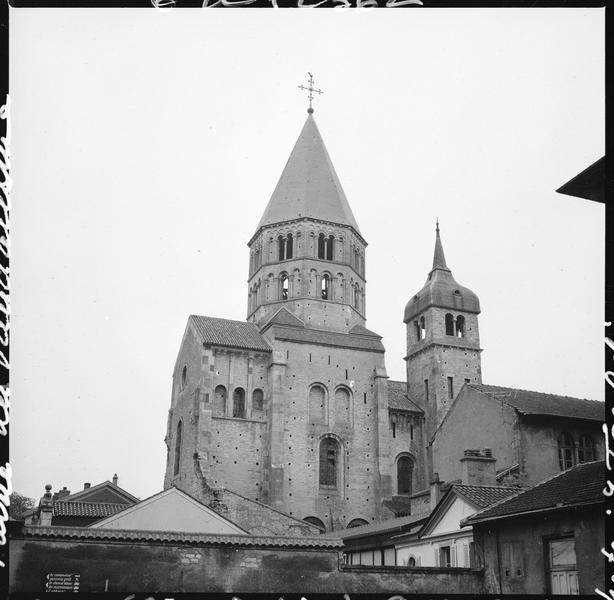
[404, 223, 482, 444]
[246, 110, 367, 334]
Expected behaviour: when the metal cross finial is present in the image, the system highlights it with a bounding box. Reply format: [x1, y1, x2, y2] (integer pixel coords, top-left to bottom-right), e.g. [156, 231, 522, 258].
[298, 72, 323, 114]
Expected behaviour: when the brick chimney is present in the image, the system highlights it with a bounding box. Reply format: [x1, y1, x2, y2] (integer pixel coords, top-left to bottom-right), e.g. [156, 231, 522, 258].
[83, 482, 91, 489]
[430, 472, 444, 510]
[460, 449, 496, 486]
[112, 474, 118, 486]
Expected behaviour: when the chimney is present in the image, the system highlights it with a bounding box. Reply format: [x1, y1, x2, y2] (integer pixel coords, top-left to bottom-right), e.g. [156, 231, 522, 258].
[112, 474, 118, 486]
[460, 449, 496, 486]
[430, 472, 443, 510]
[52, 486, 71, 502]
[83, 483, 91, 490]
[39, 484, 54, 526]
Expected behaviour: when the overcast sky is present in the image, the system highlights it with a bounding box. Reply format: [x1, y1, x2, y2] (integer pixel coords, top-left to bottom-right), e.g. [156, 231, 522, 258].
[10, 7, 604, 502]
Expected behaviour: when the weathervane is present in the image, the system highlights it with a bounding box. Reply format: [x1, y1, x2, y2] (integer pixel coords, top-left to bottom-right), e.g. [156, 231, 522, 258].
[298, 72, 323, 114]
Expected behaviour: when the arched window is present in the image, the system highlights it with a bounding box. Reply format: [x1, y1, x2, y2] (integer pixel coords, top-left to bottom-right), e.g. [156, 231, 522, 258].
[318, 233, 326, 259]
[303, 516, 326, 532]
[408, 556, 416, 567]
[181, 365, 187, 389]
[309, 384, 326, 422]
[397, 455, 413, 495]
[578, 434, 594, 463]
[286, 233, 293, 259]
[321, 274, 330, 300]
[213, 385, 226, 417]
[327, 235, 334, 261]
[278, 235, 285, 261]
[173, 420, 183, 476]
[456, 315, 465, 338]
[320, 438, 339, 488]
[558, 433, 575, 471]
[445, 313, 455, 336]
[233, 387, 245, 418]
[347, 518, 368, 529]
[280, 273, 289, 300]
[419, 316, 426, 340]
[252, 388, 264, 412]
[335, 387, 351, 423]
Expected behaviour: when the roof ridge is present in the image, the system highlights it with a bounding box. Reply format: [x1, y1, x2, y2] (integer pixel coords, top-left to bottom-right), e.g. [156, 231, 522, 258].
[474, 382, 600, 403]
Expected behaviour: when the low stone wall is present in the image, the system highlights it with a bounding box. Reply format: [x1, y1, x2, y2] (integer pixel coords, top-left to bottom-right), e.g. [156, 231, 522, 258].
[9, 527, 485, 594]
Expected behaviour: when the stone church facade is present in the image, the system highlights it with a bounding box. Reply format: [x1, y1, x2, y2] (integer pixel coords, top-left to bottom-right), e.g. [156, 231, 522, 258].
[163, 109, 601, 532]
[162, 111, 484, 531]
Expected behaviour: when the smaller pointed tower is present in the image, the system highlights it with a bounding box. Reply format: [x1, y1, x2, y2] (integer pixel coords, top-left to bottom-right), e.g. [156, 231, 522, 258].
[403, 222, 482, 444]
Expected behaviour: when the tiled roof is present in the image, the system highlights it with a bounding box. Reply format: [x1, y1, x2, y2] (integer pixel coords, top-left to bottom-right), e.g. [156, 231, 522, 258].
[387, 380, 424, 413]
[272, 326, 385, 353]
[453, 484, 519, 509]
[471, 384, 603, 422]
[323, 513, 427, 541]
[266, 308, 305, 328]
[20, 525, 342, 549]
[54, 501, 128, 518]
[348, 324, 382, 338]
[464, 461, 604, 525]
[190, 315, 272, 352]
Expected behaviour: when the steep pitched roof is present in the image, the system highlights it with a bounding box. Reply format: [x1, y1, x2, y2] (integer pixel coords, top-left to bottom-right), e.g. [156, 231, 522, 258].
[464, 461, 604, 525]
[256, 115, 361, 235]
[190, 315, 272, 353]
[470, 383, 604, 422]
[53, 502, 128, 519]
[453, 484, 520, 509]
[387, 380, 424, 413]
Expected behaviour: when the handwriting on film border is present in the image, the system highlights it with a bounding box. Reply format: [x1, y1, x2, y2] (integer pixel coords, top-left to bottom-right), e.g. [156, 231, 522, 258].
[599, 323, 614, 599]
[0, 95, 10, 570]
[153, 0, 423, 8]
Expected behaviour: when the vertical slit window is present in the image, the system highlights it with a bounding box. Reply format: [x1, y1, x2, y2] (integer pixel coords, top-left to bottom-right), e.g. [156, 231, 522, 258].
[447, 377, 454, 400]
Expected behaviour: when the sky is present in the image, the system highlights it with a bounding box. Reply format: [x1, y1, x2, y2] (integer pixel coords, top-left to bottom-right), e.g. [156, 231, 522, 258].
[9, 7, 604, 502]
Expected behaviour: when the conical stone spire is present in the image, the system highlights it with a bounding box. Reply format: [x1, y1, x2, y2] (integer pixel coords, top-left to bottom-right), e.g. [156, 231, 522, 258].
[256, 114, 361, 235]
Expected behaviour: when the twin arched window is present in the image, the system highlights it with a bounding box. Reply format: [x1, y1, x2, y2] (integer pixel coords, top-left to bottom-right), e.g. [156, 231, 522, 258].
[320, 437, 339, 487]
[318, 233, 335, 260]
[278, 234, 294, 261]
[445, 314, 466, 337]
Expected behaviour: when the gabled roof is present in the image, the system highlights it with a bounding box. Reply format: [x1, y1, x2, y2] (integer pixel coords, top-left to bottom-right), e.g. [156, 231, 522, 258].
[190, 315, 272, 353]
[256, 115, 361, 236]
[90, 487, 248, 535]
[464, 460, 604, 525]
[271, 325, 385, 353]
[470, 383, 604, 422]
[387, 380, 424, 413]
[419, 483, 518, 538]
[53, 501, 128, 519]
[263, 307, 305, 329]
[62, 480, 139, 505]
